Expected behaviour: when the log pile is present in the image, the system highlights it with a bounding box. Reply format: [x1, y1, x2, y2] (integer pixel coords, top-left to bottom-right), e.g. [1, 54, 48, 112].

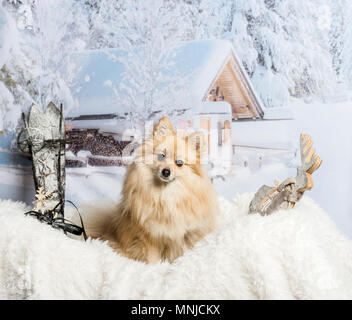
[65, 129, 133, 167]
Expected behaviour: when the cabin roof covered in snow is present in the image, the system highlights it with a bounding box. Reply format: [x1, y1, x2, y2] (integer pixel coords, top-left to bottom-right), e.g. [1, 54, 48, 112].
[67, 40, 291, 120]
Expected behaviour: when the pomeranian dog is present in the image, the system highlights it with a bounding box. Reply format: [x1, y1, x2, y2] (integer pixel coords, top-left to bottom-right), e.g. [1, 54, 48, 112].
[85, 117, 219, 263]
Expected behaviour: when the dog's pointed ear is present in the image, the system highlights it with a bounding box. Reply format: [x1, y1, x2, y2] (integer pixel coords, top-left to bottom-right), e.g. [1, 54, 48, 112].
[153, 117, 175, 140]
[187, 131, 205, 151]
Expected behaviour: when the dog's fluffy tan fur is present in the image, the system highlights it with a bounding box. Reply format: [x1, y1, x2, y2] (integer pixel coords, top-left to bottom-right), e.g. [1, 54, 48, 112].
[86, 117, 219, 263]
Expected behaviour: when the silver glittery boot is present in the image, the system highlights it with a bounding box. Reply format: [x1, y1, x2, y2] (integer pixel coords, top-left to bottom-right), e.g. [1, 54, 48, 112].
[18, 103, 85, 238]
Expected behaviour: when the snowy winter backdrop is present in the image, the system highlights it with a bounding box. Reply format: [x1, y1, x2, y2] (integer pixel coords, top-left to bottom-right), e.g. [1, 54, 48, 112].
[1, 0, 352, 125]
[1, 1, 352, 235]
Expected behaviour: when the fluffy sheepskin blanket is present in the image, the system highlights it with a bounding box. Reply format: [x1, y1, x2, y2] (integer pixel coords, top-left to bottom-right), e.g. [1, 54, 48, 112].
[0, 193, 352, 300]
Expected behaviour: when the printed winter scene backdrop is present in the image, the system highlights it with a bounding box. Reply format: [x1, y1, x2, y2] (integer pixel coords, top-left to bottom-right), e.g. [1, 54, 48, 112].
[0, 1, 352, 236]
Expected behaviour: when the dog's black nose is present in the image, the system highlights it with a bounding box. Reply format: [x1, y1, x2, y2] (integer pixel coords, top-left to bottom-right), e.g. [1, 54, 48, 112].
[162, 168, 171, 178]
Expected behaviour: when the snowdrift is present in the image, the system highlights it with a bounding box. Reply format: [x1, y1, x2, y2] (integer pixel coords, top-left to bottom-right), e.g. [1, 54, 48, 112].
[0, 194, 352, 299]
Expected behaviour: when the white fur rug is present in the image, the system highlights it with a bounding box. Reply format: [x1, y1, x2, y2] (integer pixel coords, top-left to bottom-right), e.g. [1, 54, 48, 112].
[0, 193, 352, 300]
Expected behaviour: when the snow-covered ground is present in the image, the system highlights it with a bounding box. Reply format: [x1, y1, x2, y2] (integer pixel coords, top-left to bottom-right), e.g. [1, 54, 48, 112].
[65, 98, 352, 238]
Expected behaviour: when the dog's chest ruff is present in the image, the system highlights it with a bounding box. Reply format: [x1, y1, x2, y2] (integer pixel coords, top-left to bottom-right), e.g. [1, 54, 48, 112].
[140, 182, 209, 240]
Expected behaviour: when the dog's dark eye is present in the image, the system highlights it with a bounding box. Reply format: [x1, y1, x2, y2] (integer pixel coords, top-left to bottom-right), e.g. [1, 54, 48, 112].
[176, 159, 184, 167]
[158, 154, 165, 161]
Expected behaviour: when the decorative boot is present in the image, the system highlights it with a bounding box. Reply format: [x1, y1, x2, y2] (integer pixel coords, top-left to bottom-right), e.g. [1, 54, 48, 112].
[18, 102, 86, 238]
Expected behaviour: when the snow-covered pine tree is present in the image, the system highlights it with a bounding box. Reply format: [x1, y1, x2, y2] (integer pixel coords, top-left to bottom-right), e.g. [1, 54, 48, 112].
[211, 0, 339, 107]
[0, 0, 89, 131]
